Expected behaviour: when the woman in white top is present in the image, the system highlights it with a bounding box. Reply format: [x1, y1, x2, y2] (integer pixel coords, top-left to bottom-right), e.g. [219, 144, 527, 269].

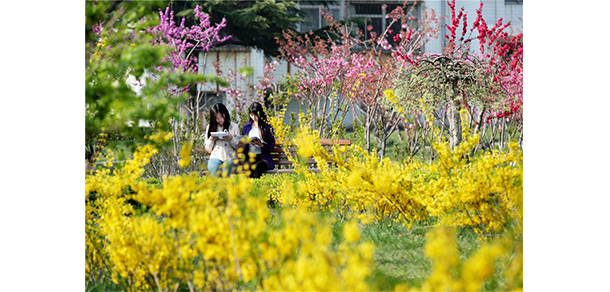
[203, 103, 240, 177]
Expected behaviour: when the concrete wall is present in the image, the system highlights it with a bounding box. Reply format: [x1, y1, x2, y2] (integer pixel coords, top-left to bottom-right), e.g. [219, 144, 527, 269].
[196, 47, 357, 129]
[197, 46, 257, 109]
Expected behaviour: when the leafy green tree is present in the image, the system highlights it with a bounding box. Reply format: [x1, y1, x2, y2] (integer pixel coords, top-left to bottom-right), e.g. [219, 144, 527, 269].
[85, 1, 223, 164]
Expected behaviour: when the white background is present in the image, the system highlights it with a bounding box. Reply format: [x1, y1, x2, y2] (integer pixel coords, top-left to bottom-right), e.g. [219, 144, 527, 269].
[0, 1, 608, 291]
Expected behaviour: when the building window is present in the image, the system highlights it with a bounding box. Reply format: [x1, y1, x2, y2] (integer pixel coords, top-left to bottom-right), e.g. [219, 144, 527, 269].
[354, 3, 382, 15]
[194, 92, 224, 112]
[298, 1, 341, 33]
[349, 2, 418, 45]
[186, 87, 224, 114]
[349, 3, 385, 41]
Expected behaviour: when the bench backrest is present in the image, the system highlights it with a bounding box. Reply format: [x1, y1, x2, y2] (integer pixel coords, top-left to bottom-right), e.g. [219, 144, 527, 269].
[270, 139, 351, 170]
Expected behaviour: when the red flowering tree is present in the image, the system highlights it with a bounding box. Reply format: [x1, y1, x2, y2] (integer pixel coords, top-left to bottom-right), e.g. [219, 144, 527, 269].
[393, 0, 523, 150]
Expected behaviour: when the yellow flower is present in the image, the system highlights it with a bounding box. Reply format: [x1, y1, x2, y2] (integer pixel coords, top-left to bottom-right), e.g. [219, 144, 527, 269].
[343, 220, 361, 243]
[86, 106, 522, 291]
[508, 141, 519, 150]
[460, 242, 506, 291]
[178, 142, 192, 168]
[148, 131, 174, 143]
[384, 89, 396, 101]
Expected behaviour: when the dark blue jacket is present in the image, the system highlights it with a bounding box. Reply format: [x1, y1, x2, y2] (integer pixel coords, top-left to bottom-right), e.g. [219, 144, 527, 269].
[241, 121, 276, 170]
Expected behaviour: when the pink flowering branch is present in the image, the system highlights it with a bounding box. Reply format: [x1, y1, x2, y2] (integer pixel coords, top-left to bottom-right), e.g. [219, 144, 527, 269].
[147, 5, 232, 96]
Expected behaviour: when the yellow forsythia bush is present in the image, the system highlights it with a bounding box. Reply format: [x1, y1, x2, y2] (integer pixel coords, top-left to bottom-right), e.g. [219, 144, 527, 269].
[269, 112, 522, 238]
[85, 142, 373, 291]
[86, 111, 523, 291]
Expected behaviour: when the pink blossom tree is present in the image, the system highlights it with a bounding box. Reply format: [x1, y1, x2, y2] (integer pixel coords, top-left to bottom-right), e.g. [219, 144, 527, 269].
[350, 4, 439, 156]
[196, 55, 283, 126]
[146, 6, 232, 127]
[277, 5, 438, 156]
[277, 18, 357, 139]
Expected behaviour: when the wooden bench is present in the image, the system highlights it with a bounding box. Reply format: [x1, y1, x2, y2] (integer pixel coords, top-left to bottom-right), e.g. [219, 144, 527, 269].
[264, 138, 351, 175]
[201, 138, 351, 176]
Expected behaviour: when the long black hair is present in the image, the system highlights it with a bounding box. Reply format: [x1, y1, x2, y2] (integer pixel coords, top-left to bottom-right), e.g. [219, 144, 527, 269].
[249, 101, 270, 125]
[206, 103, 231, 138]
[248, 101, 270, 136]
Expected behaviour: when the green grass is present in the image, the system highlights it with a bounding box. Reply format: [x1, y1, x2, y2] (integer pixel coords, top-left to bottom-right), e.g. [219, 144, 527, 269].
[360, 217, 484, 290]
[363, 219, 431, 290]
[86, 275, 124, 292]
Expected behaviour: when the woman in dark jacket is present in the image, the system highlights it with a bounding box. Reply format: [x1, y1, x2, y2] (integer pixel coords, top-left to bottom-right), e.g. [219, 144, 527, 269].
[239, 102, 276, 178]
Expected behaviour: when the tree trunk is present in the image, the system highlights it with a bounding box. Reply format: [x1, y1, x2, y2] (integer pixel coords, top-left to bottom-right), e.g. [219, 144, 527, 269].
[499, 117, 507, 151]
[473, 106, 486, 136]
[365, 107, 372, 153]
[319, 94, 330, 138]
[380, 136, 387, 158]
[447, 98, 462, 150]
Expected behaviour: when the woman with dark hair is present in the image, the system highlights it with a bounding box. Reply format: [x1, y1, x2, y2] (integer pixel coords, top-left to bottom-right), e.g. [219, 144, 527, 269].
[203, 103, 240, 177]
[239, 102, 276, 178]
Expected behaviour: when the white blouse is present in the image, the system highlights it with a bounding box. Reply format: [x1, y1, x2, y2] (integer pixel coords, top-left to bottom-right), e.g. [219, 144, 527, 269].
[248, 127, 264, 154]
[203, 122, 240, 161]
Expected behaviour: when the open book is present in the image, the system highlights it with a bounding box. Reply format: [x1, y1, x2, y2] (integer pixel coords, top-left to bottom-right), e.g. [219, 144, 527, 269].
[249, 136, 267, 144]
[210, 132, 229, 139]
